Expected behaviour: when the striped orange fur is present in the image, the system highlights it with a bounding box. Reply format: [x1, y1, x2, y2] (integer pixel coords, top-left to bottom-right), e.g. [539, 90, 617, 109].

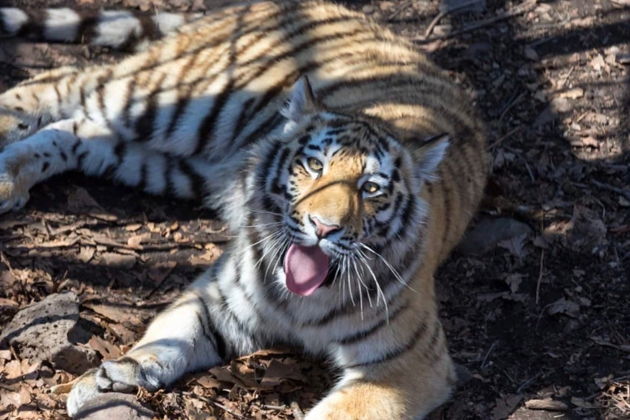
[0, 1, 488, 418]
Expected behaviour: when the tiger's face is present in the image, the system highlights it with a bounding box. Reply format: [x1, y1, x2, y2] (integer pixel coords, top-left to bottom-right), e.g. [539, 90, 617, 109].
[250, 78, 448, 297]
[279, 116, 414, 253]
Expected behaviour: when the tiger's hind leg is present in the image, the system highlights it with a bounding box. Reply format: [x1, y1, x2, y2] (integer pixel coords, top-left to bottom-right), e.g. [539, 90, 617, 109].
[0, 114, 223, 213]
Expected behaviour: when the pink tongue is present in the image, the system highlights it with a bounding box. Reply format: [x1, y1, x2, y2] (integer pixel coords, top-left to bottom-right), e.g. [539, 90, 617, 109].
[284, 244, 330, 296]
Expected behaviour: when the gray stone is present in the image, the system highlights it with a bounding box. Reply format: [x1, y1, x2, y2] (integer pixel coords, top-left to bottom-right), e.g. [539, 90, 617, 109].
[73, 393, 154, 420]
[0, 292, 98, 374]
[457, 216, 533, 256]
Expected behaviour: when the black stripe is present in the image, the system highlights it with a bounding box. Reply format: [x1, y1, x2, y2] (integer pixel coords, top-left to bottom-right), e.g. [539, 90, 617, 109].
[194, 79, 235, 154]
[394, 196, 415, 238]
[336, 302, 408, 345]
[164, 157, 175, 198]
[345, 317, 430, 368]
[164, 49, 201, 137]
[113, 142, 126, 163]
[137, 161, 147, 191]
[270, 147, 290, 193]
[239, 29, 367, 122]
[439, 164, 454, 245]
[53, 84, 62, 109]
[76, 10, 100, 43]
[229, 97, 256, 142]
[121, 77, 137, 128]
[79, 83, 87, 109]
[239, 112, 285, 148]
[76, 151, 89, 168]
[256, 140, 281, 186]
[217, 284, 256, 339]
[178, 160, 205, 200]
[194, 294, 227, 360]
[426, 321, 444, 362]
[135, 11, 160, 40]
[134, 72, 167, 142]
[19, 10, 45, 39]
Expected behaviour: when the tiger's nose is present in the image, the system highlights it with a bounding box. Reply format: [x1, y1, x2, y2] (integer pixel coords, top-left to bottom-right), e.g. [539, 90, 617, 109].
[309, 215, 341, 238]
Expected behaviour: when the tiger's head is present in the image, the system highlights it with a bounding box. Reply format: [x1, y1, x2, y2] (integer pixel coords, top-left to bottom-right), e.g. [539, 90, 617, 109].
[248, 77, 449, 298]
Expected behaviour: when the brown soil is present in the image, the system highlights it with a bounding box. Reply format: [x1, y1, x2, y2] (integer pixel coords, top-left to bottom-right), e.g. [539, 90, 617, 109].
[0, 1, 628, 419]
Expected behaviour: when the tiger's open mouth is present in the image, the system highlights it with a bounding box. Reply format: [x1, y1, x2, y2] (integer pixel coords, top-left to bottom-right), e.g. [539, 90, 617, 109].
[283, 243, 330, 296]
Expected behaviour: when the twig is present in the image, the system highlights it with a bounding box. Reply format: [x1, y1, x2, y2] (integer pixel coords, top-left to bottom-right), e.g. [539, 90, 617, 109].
[522, 158, 535, 182]
[481, 340, 498, 369]
[517, 371, 543, 393]
[424, 0, 485, 39]
[489, 126, 522, 150]
[388, 0, 413, 21]
[535, 250, 544, 305]
[415, 2, 536, 44]
[559, 65, 576, 89]
[210, 400, 246, 419]
[499, 92, 525, 122]
[591, 179, 630, 200]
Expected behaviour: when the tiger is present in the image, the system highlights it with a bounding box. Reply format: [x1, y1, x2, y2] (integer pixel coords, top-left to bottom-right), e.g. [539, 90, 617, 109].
[0, 1, 488, 419]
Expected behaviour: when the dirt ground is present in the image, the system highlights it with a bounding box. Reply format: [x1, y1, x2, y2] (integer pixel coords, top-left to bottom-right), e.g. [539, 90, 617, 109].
[0, 0, 628, 419]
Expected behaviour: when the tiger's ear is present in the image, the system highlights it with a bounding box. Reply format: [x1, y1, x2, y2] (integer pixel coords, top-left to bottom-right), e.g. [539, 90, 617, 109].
[282, 76, 320, 122]
[412, 133, 450, 180]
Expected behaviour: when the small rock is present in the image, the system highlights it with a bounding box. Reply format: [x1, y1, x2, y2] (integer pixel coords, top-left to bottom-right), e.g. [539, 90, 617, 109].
[73, 393, 154, 420]
[523, 46, 539, 61]
[458, 217, 533, 256]
[550, 96, 572, 113]
[524, 398, 568, 411]
[0, 292, 98, 374]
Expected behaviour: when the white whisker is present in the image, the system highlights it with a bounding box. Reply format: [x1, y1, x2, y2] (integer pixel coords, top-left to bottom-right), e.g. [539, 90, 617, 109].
[351, 256, 373, 308]
[360, 243, 417, 293]
[357, 251, 389, 322]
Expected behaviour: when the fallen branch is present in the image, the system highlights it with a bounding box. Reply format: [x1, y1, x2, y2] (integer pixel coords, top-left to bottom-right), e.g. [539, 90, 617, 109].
[591, 179, 630, 201]
[415, 1, 537, 44]
[424, 0, 486, 39]
[535, 250, 544, 305]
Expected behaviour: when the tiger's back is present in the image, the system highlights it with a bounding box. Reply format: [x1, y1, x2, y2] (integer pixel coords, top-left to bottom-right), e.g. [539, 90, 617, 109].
[32, 0, 487, 257]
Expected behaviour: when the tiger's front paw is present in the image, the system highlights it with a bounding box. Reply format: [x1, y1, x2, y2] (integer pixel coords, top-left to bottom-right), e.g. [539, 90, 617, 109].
[0, 169, 29, 214]
[67, 356, 162, 418]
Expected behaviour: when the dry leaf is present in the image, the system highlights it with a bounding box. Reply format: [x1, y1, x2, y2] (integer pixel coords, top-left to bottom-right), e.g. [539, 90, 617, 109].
[88, 335, 122, 360]
[127, 233, 151, 248]
[548, 298, 580, 318]
[504, 273, 524, 294]
[570, 136, 600, 148]
[497, 233, 528, 259]
[77, 246, 95, 263]
[558, 87, 584, 99]
[261, 359, 306, 387]
[125, 223, 143, 232]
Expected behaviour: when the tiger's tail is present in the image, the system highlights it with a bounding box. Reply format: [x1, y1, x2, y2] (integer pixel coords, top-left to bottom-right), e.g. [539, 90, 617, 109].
[0, 7, 202, 50]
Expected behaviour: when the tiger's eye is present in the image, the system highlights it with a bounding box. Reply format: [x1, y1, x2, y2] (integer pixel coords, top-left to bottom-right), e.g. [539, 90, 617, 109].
[307, 157, 323, 172]
[362, 181, 380, 194]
